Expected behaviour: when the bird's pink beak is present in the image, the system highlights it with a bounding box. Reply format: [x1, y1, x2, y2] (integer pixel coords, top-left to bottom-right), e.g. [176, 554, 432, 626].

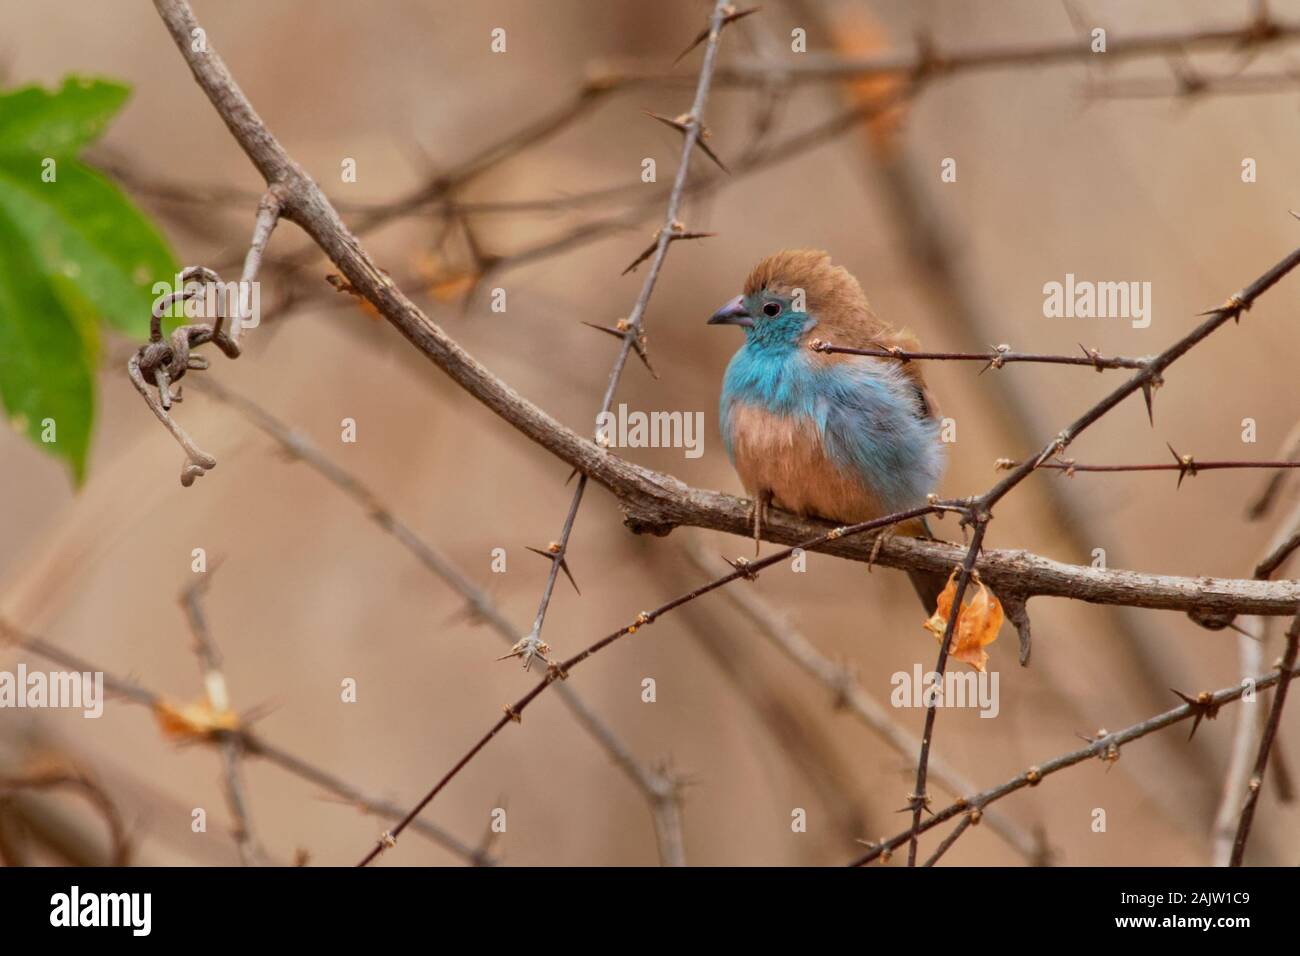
[707, 295, 753, 328]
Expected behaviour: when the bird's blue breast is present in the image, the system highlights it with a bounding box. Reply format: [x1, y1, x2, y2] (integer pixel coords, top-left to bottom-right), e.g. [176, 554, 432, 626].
[720, 343, 943, 513]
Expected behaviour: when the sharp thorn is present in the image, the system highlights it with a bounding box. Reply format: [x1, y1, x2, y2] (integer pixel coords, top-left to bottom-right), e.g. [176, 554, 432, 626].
[673, 27, 710, 65]
[631, 340, 659, 379]
[621, 241, 658, 275]
[671, 7, 759, 65]
[695, 137, 729, 174]
[558, 557, 580, 595]
[643, 109, 729, 174]
[644, 109, 686, 133]
[526, 545, 580, 595]
[581, 321, 627, 340]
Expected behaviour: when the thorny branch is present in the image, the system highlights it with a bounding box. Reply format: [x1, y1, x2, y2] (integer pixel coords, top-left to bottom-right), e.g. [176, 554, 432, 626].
[999, 455, 1300, 483]
[810, 340, 1153, 373]
[141, 0, 1300, 866]
[133, 11, 1299, 627]
[607, 7, 1300, 88]
[920, 811, 976, 868]
[896, 240, 1300, 864]
[0, 618, 492, 866]
[504, 0, 734, 672]
[354, 505, 949, 865]
[123, 4, 1300, 321]
[683, 542, 1045, 864]
[434, 6, 1300, 287]
[851, 657, 1300, 866]
[906, 521, 987, 865]
[179, 572, 264, 866]
[1230, 611, 1300, 865]
[1212, 495, 1300, 865]
[190, 376, 688, 866]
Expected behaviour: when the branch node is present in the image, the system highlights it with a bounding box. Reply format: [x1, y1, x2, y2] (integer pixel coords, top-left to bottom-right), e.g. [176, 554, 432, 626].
[722, 555, 760, 581]
[1171, 688, 1223, 740]
[1166, 442, 1198, 487]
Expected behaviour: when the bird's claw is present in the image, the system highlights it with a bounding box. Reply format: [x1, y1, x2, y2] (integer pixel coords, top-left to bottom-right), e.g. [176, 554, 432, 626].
[750, 491, 771, 556]
[867, 525, 897, 571]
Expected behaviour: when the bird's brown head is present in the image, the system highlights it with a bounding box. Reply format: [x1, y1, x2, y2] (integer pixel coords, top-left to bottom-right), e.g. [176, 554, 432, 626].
[708, 249, 874, 347]
[742, 249, 867, 314]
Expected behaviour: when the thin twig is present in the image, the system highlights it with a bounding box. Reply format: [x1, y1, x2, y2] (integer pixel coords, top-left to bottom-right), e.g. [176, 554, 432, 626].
[1247, 418, 1300, 518]
[810, 340, 1150, 371]
[145, 0, 1300, 867]
[1213, 496, 1300, 864]
[178, 573, 263, 866]
[232, 189, 282, 341]
[907, 521, 988, 865]
[0, 618, 491, 865]
[1086, 68, 1300, 101]
[1212, 615, 1266, 866]
[808, 0, 1227, 787]
[128, 185, 279, 483]
[921, 812, 976, 867]
[0, 768, 132, 866]
[1257, 529, 1300, 581]
[897, 242, 1300, 864]
[851, 661, 1300, 866]
[190, 375, 688, 865]
[1004, 458, 1300, 477]
[683, 542, 1043, 864]
[505, 0, 734, 671]
[355, 504, 948, 865]
[609, 11, 1300, 87]
[1230, 609, 1300, 865]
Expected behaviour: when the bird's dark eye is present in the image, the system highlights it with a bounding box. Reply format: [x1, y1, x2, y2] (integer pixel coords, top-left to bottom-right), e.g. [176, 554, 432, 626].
[762, 301, 781, 317]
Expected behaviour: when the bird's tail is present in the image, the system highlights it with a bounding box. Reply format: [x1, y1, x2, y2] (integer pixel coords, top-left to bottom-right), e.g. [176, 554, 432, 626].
[898, 516, 948, 614]
[907, 567, 950, 614]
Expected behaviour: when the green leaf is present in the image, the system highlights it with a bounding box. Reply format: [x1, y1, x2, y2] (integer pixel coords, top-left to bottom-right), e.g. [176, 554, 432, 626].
[0, 156, 178, 337]
[0, 74, 179, 481]
[0, 76, 130, 158]
[0, 203, 95, 481]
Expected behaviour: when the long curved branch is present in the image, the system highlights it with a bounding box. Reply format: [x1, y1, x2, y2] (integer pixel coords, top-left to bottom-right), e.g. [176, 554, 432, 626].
[148, 0, 1300, 625]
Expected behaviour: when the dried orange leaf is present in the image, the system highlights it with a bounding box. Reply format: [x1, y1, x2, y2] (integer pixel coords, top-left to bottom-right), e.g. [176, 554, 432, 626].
[921, 570, 1003, 672]
[153, 697, 240, 741]
[829, 8, 909, 157]
[428, 271, 477, 303]
[414, 250, 479, 303]
[922, 568, 958, 637]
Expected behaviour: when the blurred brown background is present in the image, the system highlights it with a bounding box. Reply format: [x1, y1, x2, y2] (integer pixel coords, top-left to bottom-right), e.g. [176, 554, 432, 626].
[1, 0, 1298, 866]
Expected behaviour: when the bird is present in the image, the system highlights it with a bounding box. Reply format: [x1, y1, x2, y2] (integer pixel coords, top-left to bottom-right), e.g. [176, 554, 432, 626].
[708, 249, 949, 610]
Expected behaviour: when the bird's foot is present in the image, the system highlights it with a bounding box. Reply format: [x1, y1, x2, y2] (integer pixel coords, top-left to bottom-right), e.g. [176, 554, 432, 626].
[867, 524, 898, 571]
[750, 491, 772, 556]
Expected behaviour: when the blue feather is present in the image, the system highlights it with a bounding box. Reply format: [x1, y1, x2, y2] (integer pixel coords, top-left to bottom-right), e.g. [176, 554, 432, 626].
[720, 327, 942, 513]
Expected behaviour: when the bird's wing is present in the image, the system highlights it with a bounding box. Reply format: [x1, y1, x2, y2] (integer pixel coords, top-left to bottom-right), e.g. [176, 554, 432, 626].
[815, 360, 945, 514]
[809, 307, 942, 423]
